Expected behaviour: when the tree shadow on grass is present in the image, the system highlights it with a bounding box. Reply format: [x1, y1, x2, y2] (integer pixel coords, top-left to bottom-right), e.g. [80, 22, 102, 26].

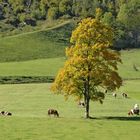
[88, 116, 140, 121]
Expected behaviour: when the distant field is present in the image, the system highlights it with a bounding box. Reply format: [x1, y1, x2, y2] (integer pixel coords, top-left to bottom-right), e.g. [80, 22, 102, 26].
[0, 49, 140, 79]
[0, 57, 65, 76]
[119, 80, 140, 100]
[0, 81, 140, 140]
[118, 49, 140, 79]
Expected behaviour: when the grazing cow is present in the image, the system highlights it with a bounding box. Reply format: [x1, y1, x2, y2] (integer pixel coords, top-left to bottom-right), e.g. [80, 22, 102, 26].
[78, 101, 85, 107]
[48, 109, 59, 117]
[122, 93, 128, 98]
[113, 93, 117, 98]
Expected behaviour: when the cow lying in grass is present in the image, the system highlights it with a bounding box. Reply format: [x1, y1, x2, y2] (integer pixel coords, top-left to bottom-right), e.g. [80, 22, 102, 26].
[128, 109, 139, 116]
[48, 109, 59, 117]
[0, 111, 12, 116]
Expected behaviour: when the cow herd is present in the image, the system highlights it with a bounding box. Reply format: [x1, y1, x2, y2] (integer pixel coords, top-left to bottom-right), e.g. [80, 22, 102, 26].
[0, 92, 139, 118]
[112, 92, 128, 98]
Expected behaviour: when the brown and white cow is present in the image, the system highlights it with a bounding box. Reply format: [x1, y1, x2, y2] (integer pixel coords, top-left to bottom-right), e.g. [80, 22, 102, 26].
[48, 109, 59, 117]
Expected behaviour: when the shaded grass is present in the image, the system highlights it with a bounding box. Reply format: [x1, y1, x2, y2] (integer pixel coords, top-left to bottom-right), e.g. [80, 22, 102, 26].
[90, 116, 140, 121]
[0, 81, 140, 140]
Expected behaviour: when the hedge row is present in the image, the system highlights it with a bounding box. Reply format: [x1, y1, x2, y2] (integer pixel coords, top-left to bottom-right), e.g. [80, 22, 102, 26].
[0, 76, 55, 84]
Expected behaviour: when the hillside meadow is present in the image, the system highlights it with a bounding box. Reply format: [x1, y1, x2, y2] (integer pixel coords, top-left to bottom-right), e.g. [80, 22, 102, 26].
[0, 21, 74, 62]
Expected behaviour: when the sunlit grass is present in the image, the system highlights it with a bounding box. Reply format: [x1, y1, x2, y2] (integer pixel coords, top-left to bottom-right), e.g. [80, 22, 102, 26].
[0, 82, 140, 140]
[0, 57, 65, 76]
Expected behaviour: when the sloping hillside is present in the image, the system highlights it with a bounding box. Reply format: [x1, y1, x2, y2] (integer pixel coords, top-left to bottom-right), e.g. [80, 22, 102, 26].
[0, 21, 75, 62]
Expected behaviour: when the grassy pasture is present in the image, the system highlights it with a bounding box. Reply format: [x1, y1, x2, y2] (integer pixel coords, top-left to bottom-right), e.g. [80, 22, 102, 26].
[0, 57, 65, 76]
[0, 19, 140, 140]
[0, 49, 140, 79]
[118, 49, 140, 79]
[0, 81, 140, 140]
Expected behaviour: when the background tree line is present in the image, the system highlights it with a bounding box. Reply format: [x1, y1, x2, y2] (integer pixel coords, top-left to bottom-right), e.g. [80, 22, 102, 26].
[0, 0, 140, 49]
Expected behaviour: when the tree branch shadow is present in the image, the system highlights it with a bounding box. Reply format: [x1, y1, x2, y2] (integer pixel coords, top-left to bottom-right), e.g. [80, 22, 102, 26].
[88, 116, 140, 121]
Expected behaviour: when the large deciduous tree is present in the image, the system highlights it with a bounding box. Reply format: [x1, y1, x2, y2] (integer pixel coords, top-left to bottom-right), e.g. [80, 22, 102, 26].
[51, 18, 122, 118]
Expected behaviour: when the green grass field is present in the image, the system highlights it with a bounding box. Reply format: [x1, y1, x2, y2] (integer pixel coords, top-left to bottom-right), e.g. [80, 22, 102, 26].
[118, 49, 140, 79]
[0, 20, 140, 140]
[0, 49, 140, 79]
[0, 57, 65, 76]
[0, 81, 140, 140]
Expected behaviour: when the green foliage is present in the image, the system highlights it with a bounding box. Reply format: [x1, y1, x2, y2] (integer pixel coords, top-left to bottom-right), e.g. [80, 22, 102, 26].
[31, 9, 44, 20]
[101, 12, 115, 26]
[9, 0, 24, 14]
[0, 76, 54, 84]
[117, 0, 140, 47]
[18, 13, 26, 22]
[47, 7, 59, 20]
[59, 0, 72, 15]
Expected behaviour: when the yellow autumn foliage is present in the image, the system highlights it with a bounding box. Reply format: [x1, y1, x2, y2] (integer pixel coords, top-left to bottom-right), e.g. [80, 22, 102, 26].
[51, 17, 122, 105]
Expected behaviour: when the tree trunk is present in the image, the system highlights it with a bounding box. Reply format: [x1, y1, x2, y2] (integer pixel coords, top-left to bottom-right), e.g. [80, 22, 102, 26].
[83, 81, 87, 106]
[84, 92, 89, 118]
[134, 31, 138, 48]
[85, 97, 90, 118]
[84, 76, 90, 118]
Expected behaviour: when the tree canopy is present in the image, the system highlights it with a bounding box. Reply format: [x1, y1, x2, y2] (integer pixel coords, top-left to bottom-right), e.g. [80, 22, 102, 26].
[51, 18, 122, 118]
